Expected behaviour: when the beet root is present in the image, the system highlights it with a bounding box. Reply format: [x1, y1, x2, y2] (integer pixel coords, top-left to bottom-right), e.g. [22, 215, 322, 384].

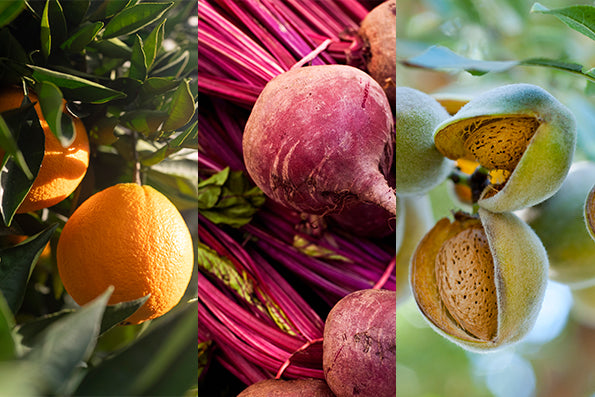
[323, 289, 396, 397]
[359, 0, 397, 106]
[243, 64, 396, 216]
[328, 200, 396, 238]
[237, 378, 336, 397]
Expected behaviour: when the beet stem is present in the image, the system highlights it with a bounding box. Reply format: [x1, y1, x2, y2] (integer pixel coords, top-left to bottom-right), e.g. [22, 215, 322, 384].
[275, 337, 324, 379]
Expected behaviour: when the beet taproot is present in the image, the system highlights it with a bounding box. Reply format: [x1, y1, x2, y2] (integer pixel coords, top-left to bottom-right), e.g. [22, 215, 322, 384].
[243, 65, 396, 216]
[237, 378, 335, 397]
[322, 289, 396, 397]
[359, 0, 396, 106]
[328, 200, 397, 238]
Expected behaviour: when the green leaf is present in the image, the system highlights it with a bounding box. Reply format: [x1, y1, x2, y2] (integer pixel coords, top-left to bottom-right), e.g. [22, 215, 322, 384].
[74, 301, 198, 396]
[0, 291, 16, 361]
[28, 65, 126, 103]
[129, 34, 147, 81]
[0, 0, 25, 28]
[520, 57, 584, 73]
[140, 121, 197, 166]
[40, 0, 51, 59]
[0, 117, 20, 167]
[121, 109, 168, 135]
[144, 19, 166, 68]
[139, 76, 178, 97]
[13, 310, 71, 353]
[404, 45, 519, 75]
[87, 0, 131, 20]
[0, 225, 58, 313]
[586, 68, 595, 95]
[87, 37, 132, 58]
[198, 340, 213, 382]
[404, 46, 595, 82]
[145, 159, 198, 210]
[0, 28, 28, 64]
[198, 167, 265, 228]
[162, 79, 195, 132]
[520, 58, 595, 82]
[99, 295, 150, 334]
[102, 2, 174, 39]
[61, 21, 104, 53]
[531, 3, 595, 41]
[40, 0, 67, 59]
[163, 0, 196, 32]
[0, 118, 34, 183]
[196, 240, 254, 303]
[152, 49, 190, 77]
[25, 287, 113, 395]
[60, 0, 89, 26]
[143, 19, 165, 70]
[196, 241, 295, 334]
[587, 81, 595, 96]
[37, 81, 75, 147]
[0, 361, 44, 396]
[15, 295, 150, 354]
[0, 107, 45, 226]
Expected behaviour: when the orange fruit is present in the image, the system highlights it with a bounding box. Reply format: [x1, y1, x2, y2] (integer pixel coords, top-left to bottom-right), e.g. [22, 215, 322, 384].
[56, 183, 194, 324]
[0, 86, 89, 214]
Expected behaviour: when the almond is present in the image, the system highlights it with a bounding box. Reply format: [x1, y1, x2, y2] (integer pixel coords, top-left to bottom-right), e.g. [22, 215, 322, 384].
[463, 116, 539, 172]
[410, 209, 549, 352]
[433, 83, 576, 212]
[435, 227, 497, 341]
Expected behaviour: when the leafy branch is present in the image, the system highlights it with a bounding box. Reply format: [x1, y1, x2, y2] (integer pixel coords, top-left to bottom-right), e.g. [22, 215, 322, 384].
[401, 3, 595, 94]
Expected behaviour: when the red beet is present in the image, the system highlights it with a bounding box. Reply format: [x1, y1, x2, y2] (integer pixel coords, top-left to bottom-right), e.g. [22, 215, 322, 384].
[322, 289, 396, 397]
[237, 378, 336, 397]
[359, 0, 397, 107]
[242, 65, 396, 217]
[328, 201, 395, 238]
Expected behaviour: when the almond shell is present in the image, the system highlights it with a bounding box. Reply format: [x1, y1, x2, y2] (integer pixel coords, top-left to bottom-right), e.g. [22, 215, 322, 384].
[434, 83, 576, 212]
[410, 208, 548, 352]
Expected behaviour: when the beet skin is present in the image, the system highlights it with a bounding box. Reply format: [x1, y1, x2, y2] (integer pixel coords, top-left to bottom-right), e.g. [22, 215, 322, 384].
[322, 289, 396, 397]
[359, 0, 397, 106]
[242, 64, 396, 216]
[237, 378, 336, 397]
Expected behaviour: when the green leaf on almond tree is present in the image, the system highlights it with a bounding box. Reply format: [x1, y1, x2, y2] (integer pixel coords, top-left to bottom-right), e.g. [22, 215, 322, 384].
[531, 3, 595, 42]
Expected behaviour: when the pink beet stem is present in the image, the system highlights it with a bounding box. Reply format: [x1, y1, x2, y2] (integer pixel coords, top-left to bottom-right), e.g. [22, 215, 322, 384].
[275, 337, 324, 379]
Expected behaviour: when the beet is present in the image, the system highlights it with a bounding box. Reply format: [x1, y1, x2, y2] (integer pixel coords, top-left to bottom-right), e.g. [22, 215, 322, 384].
[328, 201, 395, 238]
[237, 378, 336, 397]
[322, 289, 396, 397]
[242, 64, 396, 217]
[359, 0, 397, 106]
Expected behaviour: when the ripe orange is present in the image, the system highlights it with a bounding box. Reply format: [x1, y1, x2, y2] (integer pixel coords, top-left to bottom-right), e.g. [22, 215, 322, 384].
[0, 86, 89, 214]
[56, 183, 194, 324]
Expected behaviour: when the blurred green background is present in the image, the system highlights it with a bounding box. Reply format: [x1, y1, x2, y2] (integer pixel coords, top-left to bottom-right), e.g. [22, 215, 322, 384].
[397, 1, 595, 396]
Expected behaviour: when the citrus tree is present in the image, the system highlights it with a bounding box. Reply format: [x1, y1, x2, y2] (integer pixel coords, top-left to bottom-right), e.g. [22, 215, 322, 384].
[0, 1, 198, 395]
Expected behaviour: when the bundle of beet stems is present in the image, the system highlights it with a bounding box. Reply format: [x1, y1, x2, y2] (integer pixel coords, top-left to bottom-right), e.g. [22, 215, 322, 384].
[198, 0, 395, 387]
